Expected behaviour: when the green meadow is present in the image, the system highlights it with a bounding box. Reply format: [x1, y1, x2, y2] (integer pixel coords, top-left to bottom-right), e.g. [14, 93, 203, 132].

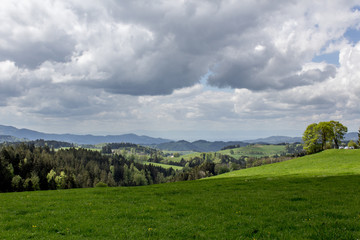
[163, 151, 202, 162]
[218, 144, 287, 158]
[1, 150, 360, 239]
[143, 161, 184, 170]
[165, 144, 287, 163]
[214, 149, 360, 179]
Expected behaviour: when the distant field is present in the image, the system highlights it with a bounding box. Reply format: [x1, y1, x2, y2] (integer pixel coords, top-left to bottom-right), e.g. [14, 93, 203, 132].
[57, 147, 102, 152]
[143, 162, 183, 170]
[218, 144, 286, 158]
[1, 150, 360, 239]
[162, 150, 196, 155]
[164, 144, 286, 163]
[164, 152, 203, 162]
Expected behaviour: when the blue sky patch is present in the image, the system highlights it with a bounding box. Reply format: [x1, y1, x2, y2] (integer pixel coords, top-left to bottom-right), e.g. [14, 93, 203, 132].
[344, 28, 360, 44]
[312, 51, 340, 66]
[351, 5, 360, 12]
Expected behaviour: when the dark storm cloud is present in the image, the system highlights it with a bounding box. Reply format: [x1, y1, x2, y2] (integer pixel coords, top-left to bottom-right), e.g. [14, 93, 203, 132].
[208, 60, 336, 91]
[0, 35, 75, 69]
[0, 1, 77, 68]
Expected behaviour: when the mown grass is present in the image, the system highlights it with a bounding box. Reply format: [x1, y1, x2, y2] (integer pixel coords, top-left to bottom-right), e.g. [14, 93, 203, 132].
[1, 150, 360, 239]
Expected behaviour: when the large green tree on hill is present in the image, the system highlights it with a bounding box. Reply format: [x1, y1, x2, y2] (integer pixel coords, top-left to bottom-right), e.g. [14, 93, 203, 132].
[317, 121, 334, 150]
[302, 121, 347, 154]
[330, 120, 348, 149]
[302, 123, 322, 154]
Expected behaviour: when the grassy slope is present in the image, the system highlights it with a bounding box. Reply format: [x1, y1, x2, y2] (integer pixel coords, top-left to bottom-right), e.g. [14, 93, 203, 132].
[214, 149, 360, 179]
[1, 150, 360, 239]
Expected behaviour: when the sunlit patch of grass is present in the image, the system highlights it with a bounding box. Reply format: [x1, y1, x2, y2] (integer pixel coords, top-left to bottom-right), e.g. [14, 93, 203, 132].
[213, 149, 360, 179]
[143, 161, 183, 170]
[218, 144, 287, 158]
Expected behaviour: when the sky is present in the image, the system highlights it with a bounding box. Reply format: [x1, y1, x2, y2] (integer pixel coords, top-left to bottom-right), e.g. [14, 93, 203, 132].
[0, 1, 360, 141]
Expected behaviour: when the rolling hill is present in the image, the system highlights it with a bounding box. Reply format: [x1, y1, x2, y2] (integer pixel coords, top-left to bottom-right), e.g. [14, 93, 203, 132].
[0, 124, 171, 145]
[0, 135, 26, 143]
[213, 149, 360, 179]
[154, 140, 249, 152]
[1, 149, 360, 239]
[244, 135, 302, 144]
[1, 124, 358, 148]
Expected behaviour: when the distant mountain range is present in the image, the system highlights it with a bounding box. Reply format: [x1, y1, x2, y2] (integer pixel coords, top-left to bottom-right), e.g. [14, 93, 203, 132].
[0, 125, 171, 145]
[0, 124, 357, 151]
[154, 140, 249, 152]
[156, 133, 358, 152]
[244, 136, 302, 144]
[344, 132, 358, 141]
[244, 133, 358, 144]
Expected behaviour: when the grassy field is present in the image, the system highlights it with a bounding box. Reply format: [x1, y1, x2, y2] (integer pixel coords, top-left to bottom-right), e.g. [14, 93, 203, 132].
[218, 144, 286, 158]
[1, 150, 360, 239]
[213, 149, 360, 179]
[163, 151, 203, 162]
[164, 144, 287, 163]
[143, 161, 183, 170]
[162, 150, 196, 156]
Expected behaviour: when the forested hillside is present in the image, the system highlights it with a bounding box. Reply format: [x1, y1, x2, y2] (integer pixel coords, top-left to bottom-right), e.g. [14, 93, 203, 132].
[0, 144, 175, 192]
[0, 141, 305, 193]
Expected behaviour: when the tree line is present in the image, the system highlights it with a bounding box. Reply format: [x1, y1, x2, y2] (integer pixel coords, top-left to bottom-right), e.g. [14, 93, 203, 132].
[101, 142, 161, 156]
[0, 144, 175, 192]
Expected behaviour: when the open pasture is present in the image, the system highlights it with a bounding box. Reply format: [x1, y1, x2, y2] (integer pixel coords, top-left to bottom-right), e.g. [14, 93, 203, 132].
[1, 150, 360, 239]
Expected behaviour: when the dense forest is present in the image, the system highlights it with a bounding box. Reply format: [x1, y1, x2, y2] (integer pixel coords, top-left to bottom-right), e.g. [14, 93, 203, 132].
[0, 144, 175, 192]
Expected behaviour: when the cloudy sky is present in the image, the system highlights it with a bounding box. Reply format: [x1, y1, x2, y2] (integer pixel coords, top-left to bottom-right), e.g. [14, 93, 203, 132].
[0, 1, 360, 141]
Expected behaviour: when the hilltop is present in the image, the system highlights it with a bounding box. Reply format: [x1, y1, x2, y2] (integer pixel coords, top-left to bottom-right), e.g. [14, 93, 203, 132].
[213, 149, 360, 179]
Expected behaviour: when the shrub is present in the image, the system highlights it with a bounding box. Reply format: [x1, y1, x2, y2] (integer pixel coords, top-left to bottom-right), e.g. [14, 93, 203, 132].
[95, 182, 108, 188]
[348, 140, 358, 149]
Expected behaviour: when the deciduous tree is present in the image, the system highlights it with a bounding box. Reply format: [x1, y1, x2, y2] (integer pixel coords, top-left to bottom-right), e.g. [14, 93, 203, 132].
[303, 121, 348, 154]
[317, 122, 334, 150]
[302, 123, 321, 154]
[330, 121, 348, 149]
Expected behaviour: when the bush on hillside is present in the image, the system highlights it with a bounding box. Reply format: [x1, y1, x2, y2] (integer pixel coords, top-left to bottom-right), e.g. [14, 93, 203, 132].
[95, 182, 108, 188]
